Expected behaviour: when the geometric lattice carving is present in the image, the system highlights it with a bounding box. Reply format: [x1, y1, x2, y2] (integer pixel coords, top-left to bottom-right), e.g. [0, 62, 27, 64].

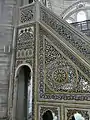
[44, 38, 90, 93]
[45, 40, 77, 93]
[20, 4, 36, 23]
[77, 71, 90, 93]
[39, 30, 90, 80]
[38, 27, 90, 101]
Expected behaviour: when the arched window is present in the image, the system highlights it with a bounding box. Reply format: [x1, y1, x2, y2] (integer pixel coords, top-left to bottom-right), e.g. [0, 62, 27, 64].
[77, 11, 86, 22]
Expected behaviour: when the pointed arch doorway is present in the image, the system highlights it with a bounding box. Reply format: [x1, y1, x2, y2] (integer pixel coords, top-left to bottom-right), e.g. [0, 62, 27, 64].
[15, 64, 32, 120]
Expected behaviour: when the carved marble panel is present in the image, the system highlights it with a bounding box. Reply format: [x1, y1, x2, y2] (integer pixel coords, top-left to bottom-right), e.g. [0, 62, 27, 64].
[44, 40, 78, 93]
[19, 4, 36, 23]
[38, 26, 90, 101]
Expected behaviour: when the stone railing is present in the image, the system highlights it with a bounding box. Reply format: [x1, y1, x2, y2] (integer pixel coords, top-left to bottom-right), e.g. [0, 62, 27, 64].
[19, 1, 90, 71]
[71, 20, 90, 31]
[71, 20, 90, 37]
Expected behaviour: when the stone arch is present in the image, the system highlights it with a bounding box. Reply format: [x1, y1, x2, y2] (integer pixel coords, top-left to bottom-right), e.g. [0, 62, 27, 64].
[15, 63, 33, 78]
[15, 63, 33, 120]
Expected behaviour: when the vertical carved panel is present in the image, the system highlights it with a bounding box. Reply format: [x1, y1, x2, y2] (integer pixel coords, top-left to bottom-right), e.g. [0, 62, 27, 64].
[44, 39, 78, 93]
[12, 24, 35, 120]
[16, 25, 35, 67]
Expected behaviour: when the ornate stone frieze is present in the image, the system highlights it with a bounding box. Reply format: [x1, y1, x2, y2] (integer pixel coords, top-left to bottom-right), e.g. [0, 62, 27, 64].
[40, 7, 90, 63]
[20, 4, 36, 23]
[38, 27, 90, 101]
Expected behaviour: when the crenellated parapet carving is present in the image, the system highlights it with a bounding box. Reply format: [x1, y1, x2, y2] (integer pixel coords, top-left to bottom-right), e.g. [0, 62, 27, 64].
[38, 26, 90, 101]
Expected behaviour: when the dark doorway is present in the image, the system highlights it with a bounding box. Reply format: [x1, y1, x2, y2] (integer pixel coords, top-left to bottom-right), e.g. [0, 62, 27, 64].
[72, 116, 75, 120]
[42, 110, 53, 120]
[16, 65, 31, 120]
[29, 0, 33, 3]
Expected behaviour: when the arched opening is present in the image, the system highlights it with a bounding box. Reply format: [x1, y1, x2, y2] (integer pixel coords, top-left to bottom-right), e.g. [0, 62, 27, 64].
[16, 65, 32, 120]
[77, 11, 86, 22]
[42, 110, 53, 120]
[72, 113, 85, 120]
